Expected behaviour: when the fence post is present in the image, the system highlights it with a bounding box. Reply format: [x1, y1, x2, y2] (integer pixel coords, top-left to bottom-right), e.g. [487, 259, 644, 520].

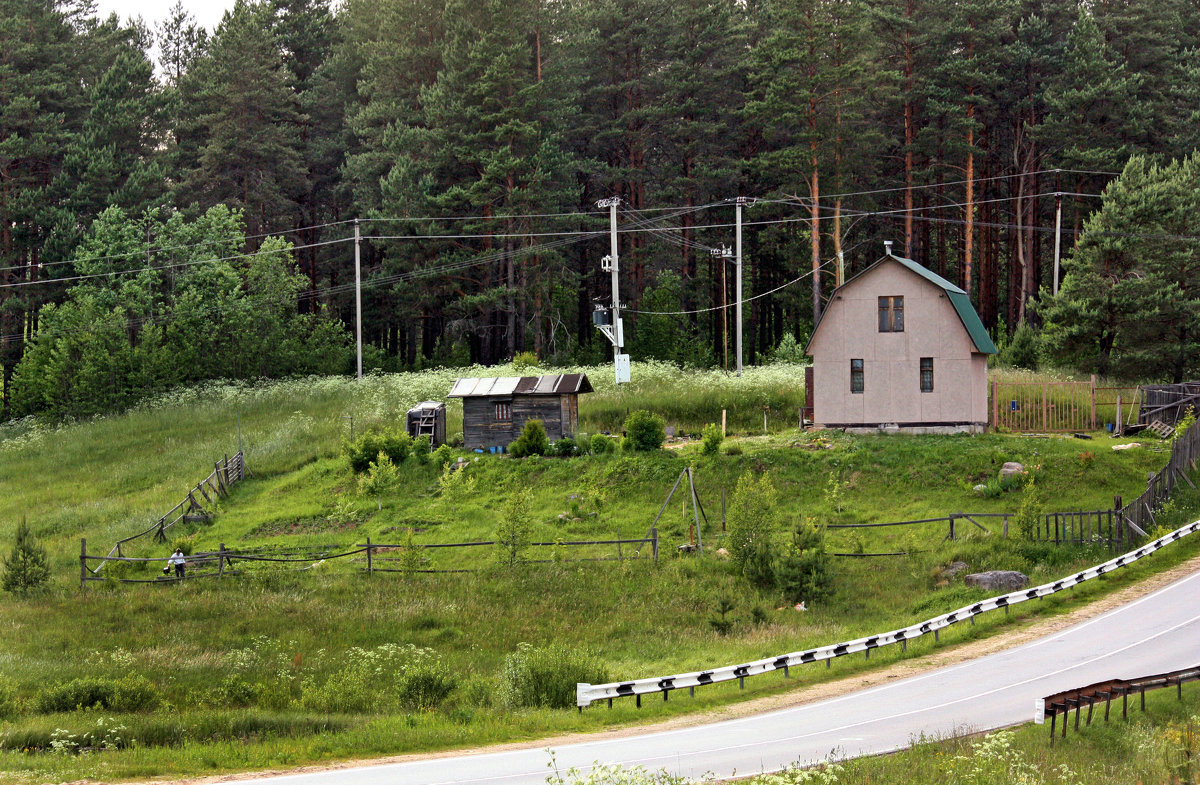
[223, 454, 231, 488]
[366, 536, 373, 575]
[218, 542, 226, 578]
[80, 538, 87, 590]
[949, 515, 956, 541]
[652, 527, 658, 561]
[992, 380, 999, 429]
[1090, 374, 1097, 430]
[1003, 514, 1009, 538]
[1115, 496, 1123, 547]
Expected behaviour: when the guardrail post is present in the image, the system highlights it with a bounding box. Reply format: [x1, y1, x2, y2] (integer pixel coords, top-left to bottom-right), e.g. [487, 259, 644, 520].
[80, 538, 87, 590]
[366, 537, 373, 575]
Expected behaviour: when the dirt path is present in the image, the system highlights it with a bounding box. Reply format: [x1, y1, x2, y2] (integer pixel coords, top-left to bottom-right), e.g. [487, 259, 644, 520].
[139, 553, 1200, 785]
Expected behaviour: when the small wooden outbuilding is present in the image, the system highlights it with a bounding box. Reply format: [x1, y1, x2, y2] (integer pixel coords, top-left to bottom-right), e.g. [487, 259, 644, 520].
[406, 401, 447, 447]
[448, 374, 593, 450]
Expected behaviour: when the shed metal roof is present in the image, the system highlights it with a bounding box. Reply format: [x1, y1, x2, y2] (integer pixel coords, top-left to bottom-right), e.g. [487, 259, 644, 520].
[806, 253, 998, 355]
[448, 374, 594, 398]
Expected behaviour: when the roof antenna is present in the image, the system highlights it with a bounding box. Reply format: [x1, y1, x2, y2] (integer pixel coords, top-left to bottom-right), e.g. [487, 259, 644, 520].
[884, 240, 893, 256]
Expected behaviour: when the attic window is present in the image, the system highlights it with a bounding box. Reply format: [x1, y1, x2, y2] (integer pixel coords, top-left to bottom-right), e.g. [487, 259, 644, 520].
[495, 403, 511, 422]
[879, 296, 904, 332]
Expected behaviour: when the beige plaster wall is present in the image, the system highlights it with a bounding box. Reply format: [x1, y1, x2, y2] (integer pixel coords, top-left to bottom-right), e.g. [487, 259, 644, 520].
[808, 263, 989, 426]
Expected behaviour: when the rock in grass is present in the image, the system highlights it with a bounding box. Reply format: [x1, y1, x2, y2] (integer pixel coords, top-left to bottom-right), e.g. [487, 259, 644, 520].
[943, 561, 969, 580]
[1000, 462, 1025, 480]
[964, 570, 1029, 591]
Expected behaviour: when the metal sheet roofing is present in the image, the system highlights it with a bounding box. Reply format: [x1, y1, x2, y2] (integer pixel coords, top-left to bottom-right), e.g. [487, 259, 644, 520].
[448, 374, 594, 398]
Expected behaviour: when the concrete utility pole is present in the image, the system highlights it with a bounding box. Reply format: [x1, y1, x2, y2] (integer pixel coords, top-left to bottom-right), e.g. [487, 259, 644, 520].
[1053, 191, 1063, 296]
[354, 219, 362, 380]
[735, 197, 752, 377]
[594, 197, 629, 384]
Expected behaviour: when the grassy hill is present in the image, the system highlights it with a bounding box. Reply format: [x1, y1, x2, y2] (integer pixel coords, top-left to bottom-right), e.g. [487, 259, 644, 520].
[0, 361, 1196, 783]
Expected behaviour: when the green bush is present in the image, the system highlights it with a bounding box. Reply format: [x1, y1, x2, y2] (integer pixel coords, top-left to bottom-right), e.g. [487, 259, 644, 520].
[35, 675, 160, 714]
[997, 323, 1040, 370]
[411, 435, 431, 464]
[590, 434, 616, 454]
[509, 419, 549, 458]
[344, 428, 412, 473]
[398, 665, 457, 710]
[512, 351, 539, 372]
[701, 423, 724, 456]
[216, 675, 258, 708]
[551, 437, 577, 457]
[499, 643, 608, 709]
[622, 410, 665, 452]
[723, 443, 743, 456]
[432, 443, 455, 468]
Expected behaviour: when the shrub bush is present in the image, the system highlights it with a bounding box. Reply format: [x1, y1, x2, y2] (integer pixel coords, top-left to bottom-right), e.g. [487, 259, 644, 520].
[499, 643, 609, 709]
[723, 443, 743, 456]
[590, 434, 616, 454]
[774, 521, 832, 603]
[509, 419, 549, 458]
[411, 435, 431, 464]
[35, 675, 160, 714]
[512, 350, 539, 371]
[551, 437, 577, 457]
[398, 665, 457, 710]
[344, 428, 412, 473]
[432, 443, 455, 469]
[701, 423, 723, 456]
[622, 410, 665, 452]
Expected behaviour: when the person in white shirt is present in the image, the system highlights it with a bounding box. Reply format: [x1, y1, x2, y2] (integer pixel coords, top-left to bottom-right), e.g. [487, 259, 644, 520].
[168, 548, 186, 579]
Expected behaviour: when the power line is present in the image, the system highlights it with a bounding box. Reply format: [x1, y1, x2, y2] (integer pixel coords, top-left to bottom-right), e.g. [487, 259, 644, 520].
[0, 218, 356, 275]
[0, 237, 354, 290]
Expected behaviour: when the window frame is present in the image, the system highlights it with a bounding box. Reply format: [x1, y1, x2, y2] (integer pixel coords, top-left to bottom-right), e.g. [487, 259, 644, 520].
[878, 295, 904, 332]
[920, 357, 934, 393]
[495, 402, 512, 422]
[850, 358, 864, 394]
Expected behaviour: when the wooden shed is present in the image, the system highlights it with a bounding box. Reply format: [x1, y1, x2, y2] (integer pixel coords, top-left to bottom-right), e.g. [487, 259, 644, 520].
[448, 374, 593, 450]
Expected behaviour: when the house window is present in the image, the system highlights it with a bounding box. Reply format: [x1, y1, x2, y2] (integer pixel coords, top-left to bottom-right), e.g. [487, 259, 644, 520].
[495, 403, 511, 421]
[850, 359, 864, 394]
[878, 296, 904, 332]
[920, 357, 934, 393]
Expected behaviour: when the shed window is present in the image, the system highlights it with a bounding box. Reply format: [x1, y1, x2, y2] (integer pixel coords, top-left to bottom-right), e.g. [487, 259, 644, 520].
[495, 403, 511, 421]
[850, 359, 864, 394]
[920, 357, 934, 393]
[878, 296, 904, 332]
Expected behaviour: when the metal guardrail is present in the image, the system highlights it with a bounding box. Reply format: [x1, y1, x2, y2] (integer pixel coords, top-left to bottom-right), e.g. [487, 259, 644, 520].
[1035, 664, 1200, 744]
[576, 519, 1200, 708]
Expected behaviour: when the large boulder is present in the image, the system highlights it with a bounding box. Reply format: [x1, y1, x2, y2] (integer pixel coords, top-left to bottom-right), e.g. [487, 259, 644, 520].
[964, 570, 1029, 592]
[1000, 462, 1025, 480]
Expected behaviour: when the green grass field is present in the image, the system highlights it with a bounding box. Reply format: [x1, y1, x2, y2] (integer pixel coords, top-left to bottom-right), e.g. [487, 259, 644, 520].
[0, 361, 1194, 783]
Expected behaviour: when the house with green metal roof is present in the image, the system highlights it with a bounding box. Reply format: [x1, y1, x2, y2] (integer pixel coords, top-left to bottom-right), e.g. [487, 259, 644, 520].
[805, 243, 996, 433]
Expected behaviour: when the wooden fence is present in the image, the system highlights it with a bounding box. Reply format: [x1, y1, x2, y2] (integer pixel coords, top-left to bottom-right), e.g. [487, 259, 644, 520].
[990, 378, 1144, 433]
[91, 451, 246, 575]
[80, 529, 658, 586]
[1138, 381, 1200, 427]
[1117, 417, 1200, 538]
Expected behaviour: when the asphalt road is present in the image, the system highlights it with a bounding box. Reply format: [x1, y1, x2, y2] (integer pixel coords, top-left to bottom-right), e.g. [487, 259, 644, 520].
[256, 565, 1200, 785]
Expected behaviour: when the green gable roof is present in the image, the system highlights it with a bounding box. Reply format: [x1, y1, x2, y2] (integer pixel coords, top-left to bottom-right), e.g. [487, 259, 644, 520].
[806, 253, 998, 355]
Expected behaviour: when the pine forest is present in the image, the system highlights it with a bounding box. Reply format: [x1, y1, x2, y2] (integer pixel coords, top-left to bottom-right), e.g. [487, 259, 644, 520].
[4, 0, 1200, 420]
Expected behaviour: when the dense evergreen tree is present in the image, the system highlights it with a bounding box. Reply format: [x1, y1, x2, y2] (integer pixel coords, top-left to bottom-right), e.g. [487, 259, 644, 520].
[6, 0, 1200, 420]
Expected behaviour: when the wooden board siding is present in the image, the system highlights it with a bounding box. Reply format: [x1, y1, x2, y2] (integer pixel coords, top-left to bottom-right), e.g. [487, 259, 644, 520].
[462, 394, 579, 449]
[462, 398, 515, 449]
